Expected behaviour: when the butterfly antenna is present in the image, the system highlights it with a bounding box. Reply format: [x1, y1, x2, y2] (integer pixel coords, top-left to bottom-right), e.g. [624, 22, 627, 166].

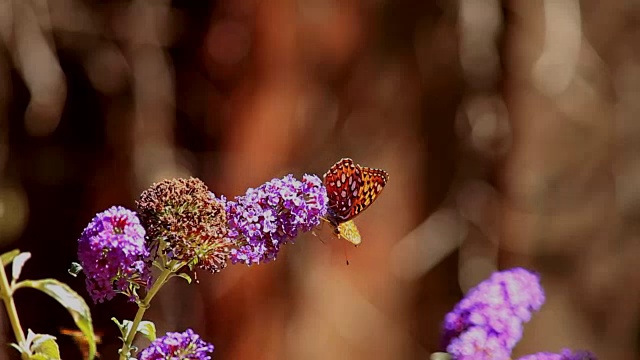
[319, 216, 335, 229]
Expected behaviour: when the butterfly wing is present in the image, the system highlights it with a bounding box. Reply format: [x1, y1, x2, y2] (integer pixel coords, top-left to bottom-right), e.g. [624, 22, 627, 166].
[323, 158, 364, 222]
[323, 158, 388, 246]
[350, 166, 389, 219]
[337, 220, 362, 245]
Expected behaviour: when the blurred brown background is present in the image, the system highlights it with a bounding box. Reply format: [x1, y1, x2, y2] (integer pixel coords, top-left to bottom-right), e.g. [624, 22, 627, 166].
[0, 0, 638, 359]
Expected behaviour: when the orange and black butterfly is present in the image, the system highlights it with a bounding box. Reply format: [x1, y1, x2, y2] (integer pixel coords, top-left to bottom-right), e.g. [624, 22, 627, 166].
[323, 158, 389, 245]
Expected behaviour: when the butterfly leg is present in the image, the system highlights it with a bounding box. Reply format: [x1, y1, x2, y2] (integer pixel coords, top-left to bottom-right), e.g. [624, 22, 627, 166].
[311, 229, 327, 244]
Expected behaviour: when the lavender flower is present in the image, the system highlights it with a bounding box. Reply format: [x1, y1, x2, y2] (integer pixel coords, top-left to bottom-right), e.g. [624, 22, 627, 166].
[517, 349, 597, 360]
[77, 206, 150, 303]
[136, 178, 231, 273]
[225, 174, 328, 265]
[441, 268, 545, 359]
[137, 328, 214, 360]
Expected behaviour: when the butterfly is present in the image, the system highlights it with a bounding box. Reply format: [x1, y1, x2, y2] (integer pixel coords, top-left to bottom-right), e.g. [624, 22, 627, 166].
[323, 158, 389, 245]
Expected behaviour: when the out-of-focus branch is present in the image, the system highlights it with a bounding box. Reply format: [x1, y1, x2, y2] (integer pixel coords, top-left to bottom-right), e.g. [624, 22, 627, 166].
[500, 0, 630, 358]
[532, 0, 581, 96]
[128, 0, 184, 191]
[2, 0, 66, 137]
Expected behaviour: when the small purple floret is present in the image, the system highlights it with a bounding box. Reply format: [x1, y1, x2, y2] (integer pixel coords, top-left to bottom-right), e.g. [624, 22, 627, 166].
[138, 328, 214, 360]
[77, 206, 150, 303]
[224, 174, 328, 265]
[442, 268, 545, 359]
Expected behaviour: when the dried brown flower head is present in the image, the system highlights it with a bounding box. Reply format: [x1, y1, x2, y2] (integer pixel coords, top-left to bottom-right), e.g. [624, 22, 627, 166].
[136, 177, 231, 273]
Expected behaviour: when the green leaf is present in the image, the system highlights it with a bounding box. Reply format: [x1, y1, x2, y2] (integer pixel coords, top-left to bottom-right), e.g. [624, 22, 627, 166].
[9, 343, 23, 354]
[30, 334, 60, 360]
[25, 328, 37, 347]
[115, 319, 157, 342]
[15, 279, 96, 360]
[29, 354, 49, 360]
[430, 352, 452, 360]
[12, 252, 31, 281]
[136, 321, 156, 342]
[0, 249, 20, 267]
[174, 273, 192, 284]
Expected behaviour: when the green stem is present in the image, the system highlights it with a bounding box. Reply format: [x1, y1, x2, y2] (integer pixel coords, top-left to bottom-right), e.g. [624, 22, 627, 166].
[118, 267, 173, 360]
[0, 261, 26, 356]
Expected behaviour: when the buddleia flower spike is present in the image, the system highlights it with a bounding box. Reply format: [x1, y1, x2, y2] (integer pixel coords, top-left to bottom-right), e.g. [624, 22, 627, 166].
[224, 174, 328, 265]
[441, 268, 545, 360]
[137, 328, 214, 360]
[77, 206, 151, 303]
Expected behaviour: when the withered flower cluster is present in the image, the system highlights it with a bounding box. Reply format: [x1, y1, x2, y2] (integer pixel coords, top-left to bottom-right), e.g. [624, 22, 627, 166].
[136, 177, 231, 273]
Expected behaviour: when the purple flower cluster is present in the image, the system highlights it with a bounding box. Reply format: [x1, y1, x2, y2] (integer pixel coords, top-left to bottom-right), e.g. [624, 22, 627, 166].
[224, 174, 328, 265]
[77, 206, 151, 303]
[138, 328, 214, 360]
[517, 349, 597, 360]
[442, 268, 545, 360]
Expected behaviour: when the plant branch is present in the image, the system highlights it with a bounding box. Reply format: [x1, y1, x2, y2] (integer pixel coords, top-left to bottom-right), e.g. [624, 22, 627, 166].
[118, 267, 173, 360]
[0, 261, 26, 354]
